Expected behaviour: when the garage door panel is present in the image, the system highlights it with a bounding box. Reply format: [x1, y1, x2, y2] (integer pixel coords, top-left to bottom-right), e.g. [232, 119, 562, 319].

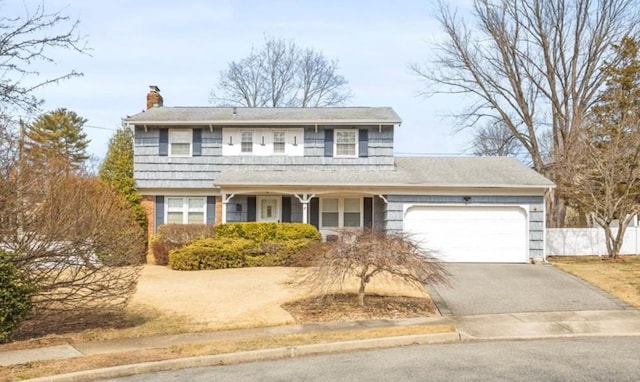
[404, 205, 528, 263]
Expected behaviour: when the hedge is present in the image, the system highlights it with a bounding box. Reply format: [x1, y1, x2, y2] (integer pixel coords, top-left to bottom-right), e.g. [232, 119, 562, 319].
[0, 250, 34, 342]
[215, 222, 321, 242]
[168, 238, 259, 270]
[152, 224, 216, 265]
[167, 223, 322, 270]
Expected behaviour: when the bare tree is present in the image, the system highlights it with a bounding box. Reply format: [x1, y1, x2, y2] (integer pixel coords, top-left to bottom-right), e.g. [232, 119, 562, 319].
[0, 1, 86, 114]
[0, 151, 145, 320]
[411, 0, 639, 227]
[471, 121, 522, 157]
[210, 37, 352, 107]
[300, 230, 450, 307]
[558, 36, 640, 258]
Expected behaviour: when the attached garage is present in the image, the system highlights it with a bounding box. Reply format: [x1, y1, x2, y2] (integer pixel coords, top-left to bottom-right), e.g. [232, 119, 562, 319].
[403, 205, 529, 263]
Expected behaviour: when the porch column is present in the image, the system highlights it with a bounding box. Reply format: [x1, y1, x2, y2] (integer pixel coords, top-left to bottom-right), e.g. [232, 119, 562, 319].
[221, 193, 235, 224]
[294, 193, 316, 224]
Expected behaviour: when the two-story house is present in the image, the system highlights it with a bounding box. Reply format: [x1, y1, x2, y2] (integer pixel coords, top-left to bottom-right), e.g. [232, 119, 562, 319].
[126, 86, 554, 263]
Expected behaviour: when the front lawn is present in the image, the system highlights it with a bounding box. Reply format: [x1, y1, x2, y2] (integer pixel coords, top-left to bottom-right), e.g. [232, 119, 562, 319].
[548, 256, 640, 308]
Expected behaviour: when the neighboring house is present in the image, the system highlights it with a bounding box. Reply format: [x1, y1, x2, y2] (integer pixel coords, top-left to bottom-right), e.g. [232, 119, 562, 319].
[126, 86, 555, 263]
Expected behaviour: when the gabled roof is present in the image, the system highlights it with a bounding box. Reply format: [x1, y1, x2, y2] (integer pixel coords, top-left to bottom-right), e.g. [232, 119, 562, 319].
[214, 156, 555, 189]
[125, 107, 401, 126]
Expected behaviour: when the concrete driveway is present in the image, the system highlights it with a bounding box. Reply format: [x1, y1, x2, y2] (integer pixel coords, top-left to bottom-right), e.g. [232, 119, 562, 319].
[428, 263, 630, 316]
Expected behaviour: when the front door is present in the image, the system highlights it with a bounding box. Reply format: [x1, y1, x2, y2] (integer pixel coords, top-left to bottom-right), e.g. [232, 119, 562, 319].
[257, 196, 280, 222]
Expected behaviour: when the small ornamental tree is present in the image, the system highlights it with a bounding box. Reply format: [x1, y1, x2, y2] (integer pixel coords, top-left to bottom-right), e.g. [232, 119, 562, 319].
[301, 230, 450, 307]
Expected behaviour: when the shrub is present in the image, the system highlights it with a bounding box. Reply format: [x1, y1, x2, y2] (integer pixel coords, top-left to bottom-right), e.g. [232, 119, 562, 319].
[152, 224, 215, 265]
[0, 250, 34, 342]
[215, 222, 321, 242]
[275, 224, 322, 241]
[245, 239, 317, 267]
[168, 238, 258, 270]
[168, 223, 322, 270]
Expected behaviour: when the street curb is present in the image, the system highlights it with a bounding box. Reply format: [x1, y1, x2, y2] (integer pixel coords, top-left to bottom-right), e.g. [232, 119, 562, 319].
[25, 332, 460, 382]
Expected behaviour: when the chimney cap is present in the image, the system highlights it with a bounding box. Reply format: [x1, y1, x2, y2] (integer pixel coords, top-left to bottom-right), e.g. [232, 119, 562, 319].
[149, 85, 161, 92]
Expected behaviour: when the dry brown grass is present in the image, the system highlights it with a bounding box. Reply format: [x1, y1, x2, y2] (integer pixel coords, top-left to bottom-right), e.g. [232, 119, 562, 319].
[1, 324, 454, 382]
[0, 266, 445, 381]
[548, 255, 640, 308]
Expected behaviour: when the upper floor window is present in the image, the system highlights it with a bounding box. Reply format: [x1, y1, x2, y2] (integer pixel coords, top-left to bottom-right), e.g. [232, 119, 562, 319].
[335, 130, 357, 158]
[241, 132, 253, 153]
[273, 131, 285, 154]
[169, 129, 192, 156]
[222, 128, 303, 156]
[166, 197, 205, 224]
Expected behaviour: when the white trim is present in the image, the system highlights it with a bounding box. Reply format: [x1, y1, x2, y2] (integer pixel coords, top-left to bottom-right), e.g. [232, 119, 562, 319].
[164, 196, 206, 224]
[256, 195, 282, 222]
[333, 129, 358, 158]
[168, 128, 192, 157]
[319, 196, 363, 229]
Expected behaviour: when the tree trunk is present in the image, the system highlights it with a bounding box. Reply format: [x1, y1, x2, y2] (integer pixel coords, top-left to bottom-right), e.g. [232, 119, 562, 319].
[546, 190, 567, 228]
[358, 279, 366, 307]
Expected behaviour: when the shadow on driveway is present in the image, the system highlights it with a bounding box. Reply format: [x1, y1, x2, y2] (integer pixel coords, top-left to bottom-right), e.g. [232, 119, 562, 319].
[427, 263, 631, 316]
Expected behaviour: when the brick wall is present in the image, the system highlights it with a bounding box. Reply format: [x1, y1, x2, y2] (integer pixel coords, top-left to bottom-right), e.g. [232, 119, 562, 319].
[140, 195, 155, 263]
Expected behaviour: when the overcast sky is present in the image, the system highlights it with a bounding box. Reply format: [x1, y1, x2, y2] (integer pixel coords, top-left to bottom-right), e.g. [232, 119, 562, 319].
[6, 0, 474, 159]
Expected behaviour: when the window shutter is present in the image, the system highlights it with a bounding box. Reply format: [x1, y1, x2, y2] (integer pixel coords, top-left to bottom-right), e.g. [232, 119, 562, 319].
[324, 129, 333, 157]
[247, 197, 257, 221]
[282, 197, 292, 223]
[193, 128, 202, 156]
[309, 198, 319, 228]
[206, 196, 216, 224]
[155, 196, 165, 233]
[358, 129, 369, 158]
[363, 197, 373, 229]
[159, 130, 168, 156]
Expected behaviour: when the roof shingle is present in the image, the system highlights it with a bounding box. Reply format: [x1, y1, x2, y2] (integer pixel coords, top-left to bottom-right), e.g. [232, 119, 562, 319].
[214, 156, 555, 189]
[126, 107, 401, 125]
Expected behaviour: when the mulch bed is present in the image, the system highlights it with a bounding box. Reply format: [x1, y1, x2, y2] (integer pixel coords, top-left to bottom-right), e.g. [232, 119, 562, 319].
[282, 293, 437, 323]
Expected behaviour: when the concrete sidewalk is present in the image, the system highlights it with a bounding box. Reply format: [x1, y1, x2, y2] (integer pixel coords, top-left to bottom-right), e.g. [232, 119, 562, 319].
[3, 309, 640, 378]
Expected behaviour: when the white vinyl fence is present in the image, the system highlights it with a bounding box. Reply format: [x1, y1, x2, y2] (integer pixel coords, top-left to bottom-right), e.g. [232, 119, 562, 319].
[546, 227, 640, 256]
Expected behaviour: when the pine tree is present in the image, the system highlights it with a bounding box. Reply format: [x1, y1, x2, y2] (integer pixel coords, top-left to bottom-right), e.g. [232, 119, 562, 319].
[560, 36, 640, 258]
[23, 108, 89, 172]
[99, 126, 147, 232]
[591, 36, 640, 139]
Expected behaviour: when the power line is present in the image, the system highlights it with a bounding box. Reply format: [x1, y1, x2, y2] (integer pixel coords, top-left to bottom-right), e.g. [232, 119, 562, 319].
[84, 124, 117, 131]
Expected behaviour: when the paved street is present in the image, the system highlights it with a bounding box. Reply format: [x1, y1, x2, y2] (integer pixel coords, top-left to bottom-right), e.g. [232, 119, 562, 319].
[428, 263, 629, 316]
[103, 337, 640, 382]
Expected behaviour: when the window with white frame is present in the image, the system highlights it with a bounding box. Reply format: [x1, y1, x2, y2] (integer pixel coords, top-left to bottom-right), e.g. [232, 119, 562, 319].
[166, 197, 205, 224]
[320, 197, 362, 228]
[169, 129, 192, 156]
[273, 131, 285, 154]
[335, 130, 357, 157]
[321, 198, 339, 228]
[241, 131, 253, 153]
[343, 198, 361, 227]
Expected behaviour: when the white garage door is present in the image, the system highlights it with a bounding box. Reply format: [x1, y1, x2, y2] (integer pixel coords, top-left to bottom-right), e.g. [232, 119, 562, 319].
[404, 205, 528, 263]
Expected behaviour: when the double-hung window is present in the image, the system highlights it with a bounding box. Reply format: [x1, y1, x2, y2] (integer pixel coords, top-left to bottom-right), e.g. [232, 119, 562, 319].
[169, 129, 192, 156]
[335, 130, 357, 158]
[273, 131, 285, 154]
[320, 197, 362, 228]
[166, 197, 205, 224]
[241, 131, 253, 153]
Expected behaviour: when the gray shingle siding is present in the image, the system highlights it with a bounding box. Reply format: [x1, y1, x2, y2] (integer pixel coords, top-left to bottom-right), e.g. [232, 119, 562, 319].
[383, 194, 545, 260]
[134, 125, 395, 189]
